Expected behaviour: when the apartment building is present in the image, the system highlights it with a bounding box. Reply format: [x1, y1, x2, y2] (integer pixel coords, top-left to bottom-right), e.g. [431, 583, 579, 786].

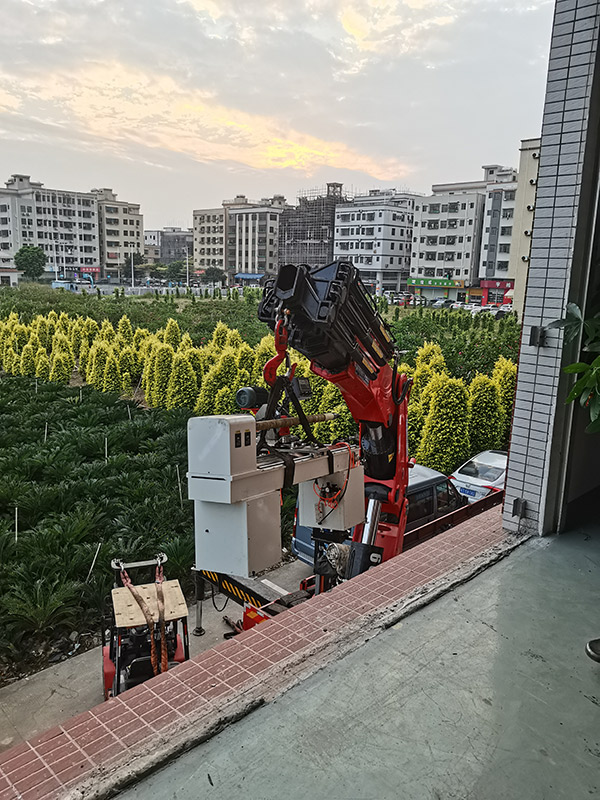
[279, 183, 350, 267]
[192, 208, 225, 273]
[333, 189, 419, 293]
[144, 229, 162, 248]
[91, 188, 143, 278]
[143, 244, 161, 265]
[224, 195, 286, 279]
[510, 138, 541, 318]
[477, 165, 519, 304]
[0, 174, 100, 275]
[410, 165, 517, 303]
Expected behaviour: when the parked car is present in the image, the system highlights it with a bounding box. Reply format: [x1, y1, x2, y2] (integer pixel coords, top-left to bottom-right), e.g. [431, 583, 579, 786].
[450, 301, 466, 310]
[432, 298, 453, 309]
[291, 464, 466, 565]
[449, 450, 508, 503]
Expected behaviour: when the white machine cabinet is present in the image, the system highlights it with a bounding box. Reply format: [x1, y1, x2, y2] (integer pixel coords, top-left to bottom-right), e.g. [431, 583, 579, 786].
[188, 415, 365, 578]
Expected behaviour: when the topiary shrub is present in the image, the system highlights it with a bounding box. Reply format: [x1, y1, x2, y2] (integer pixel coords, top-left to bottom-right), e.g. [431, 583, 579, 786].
[117, 314, 134, 346]
[78, 337, 90, 380]
[35, 349, 50, 381]
[237, 342, 255, 374]
[415, 341, 447, 373]
[468, 374, 502, 455]
[416, 377, 470, 474]
[99, 319, 116, 344]
[49, 352, 72, 385]
[210, 321, 230, 351]
[149, 344, 174, 408]
[213, 386, 236, 415]
[407, 402, 425, 457]
[20, 343, 36, 377]
[492, 356, 518, 448]
[103, 353, 121, 394]
[164, 318, 182, 350]
[87, 341, 111, 389]
[227, 329, 243, 349]
[166, 352, 198, 409]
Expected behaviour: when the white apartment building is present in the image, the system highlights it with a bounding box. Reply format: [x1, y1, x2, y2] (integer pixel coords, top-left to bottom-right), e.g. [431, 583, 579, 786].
[410, 165, 517, 303]
[333, 189, 420, 293]
[91, 188, 143, 278]
[225, 195, 286, 279]
[510, 138, 541, 317]
[0, 174, 100, 276]
[144, 229, 162, 248]
[192, 208, 225, 273]
[478, 166, 518, 278]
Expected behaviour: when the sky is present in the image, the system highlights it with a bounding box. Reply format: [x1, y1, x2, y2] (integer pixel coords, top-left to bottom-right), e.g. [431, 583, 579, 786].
[0, 0, 555, 228]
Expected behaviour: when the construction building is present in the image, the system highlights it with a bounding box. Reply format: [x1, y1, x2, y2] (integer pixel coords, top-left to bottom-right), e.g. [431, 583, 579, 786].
[279, 183, 351, 267]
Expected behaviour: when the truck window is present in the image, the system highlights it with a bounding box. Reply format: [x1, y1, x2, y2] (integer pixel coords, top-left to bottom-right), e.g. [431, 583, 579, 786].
[406, 487, 434, 524]
[436, 480, 460, 514]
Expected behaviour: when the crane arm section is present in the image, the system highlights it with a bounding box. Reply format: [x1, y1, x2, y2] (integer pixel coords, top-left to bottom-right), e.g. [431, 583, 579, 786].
[258, 261, 411, 564]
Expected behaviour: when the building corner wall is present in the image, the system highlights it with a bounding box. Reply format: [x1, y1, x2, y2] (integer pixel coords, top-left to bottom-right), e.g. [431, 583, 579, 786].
[503, 0, 600, 535]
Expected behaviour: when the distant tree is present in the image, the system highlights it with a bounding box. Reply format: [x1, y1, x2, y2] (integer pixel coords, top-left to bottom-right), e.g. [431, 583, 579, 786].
[205, 267, 226, 285]
[132, 252, 145, 267]
[14, 245, 47, 280]
[165, 261, 185, 283]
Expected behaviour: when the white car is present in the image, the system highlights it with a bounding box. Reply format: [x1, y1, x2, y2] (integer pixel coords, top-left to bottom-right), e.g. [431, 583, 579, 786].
[449, 450, 507, 503]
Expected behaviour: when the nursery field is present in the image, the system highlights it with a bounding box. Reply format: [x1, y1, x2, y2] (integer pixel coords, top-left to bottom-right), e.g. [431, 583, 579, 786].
[0, 286, 520, 678]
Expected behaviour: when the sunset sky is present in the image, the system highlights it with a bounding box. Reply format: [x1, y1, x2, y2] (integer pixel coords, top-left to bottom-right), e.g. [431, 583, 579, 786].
[1, 0, 555, 227]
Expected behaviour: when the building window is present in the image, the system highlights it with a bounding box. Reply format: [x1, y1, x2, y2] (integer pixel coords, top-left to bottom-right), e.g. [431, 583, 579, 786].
[500, 226, 512, 236]
[504, 190, 516, 201]
[425, 252, 436, 261]
[498, 243, 511, 254]
[497, 261, 509, 271]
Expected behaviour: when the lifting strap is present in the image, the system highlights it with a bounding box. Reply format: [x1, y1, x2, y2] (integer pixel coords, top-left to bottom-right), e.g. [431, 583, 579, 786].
[120, 566, 159, 676]
[155, 563, 169, 674]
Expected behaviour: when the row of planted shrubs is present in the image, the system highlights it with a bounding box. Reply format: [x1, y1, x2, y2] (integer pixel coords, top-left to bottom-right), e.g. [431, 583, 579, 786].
[0, 309, 517, 476]
[403, 342, 517, 474]
[0, 378, 195, 671]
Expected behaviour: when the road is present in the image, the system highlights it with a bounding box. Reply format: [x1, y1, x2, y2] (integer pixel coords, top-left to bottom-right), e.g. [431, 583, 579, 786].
[0, 560, 311, 752]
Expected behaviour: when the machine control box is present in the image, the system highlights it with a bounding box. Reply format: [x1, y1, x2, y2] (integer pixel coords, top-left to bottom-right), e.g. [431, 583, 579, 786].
[298, 464, 365, 531]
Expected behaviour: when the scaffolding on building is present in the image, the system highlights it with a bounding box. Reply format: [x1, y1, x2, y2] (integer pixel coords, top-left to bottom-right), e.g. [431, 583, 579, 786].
[278, 183, 354, 267]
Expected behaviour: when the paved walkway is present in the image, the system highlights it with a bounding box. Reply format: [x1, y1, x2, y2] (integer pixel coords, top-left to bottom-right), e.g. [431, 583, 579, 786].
[0, 560, 310, 752]
[122, 529, 600, 800]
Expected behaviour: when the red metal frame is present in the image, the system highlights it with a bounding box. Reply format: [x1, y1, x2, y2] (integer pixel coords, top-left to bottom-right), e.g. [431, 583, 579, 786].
[311, 360, 410, 563]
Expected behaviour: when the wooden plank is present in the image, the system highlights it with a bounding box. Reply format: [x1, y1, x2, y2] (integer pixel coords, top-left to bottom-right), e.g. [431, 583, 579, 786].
[111, 579, 187, 628]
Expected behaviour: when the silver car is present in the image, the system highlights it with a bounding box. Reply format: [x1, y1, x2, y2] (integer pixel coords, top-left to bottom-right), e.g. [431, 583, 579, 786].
[449, 450, 507, 503]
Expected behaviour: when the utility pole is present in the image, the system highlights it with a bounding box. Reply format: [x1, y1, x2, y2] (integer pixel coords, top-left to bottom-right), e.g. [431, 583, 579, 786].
[131, 247, 135, 290]
[185, 246, 190, 288]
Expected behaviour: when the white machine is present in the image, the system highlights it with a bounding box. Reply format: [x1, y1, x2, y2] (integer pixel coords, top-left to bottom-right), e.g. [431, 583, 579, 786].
[187, 415, 364, 577]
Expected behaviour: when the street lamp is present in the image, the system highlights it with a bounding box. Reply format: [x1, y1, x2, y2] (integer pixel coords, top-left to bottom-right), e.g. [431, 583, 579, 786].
[184, 245, 190, 288]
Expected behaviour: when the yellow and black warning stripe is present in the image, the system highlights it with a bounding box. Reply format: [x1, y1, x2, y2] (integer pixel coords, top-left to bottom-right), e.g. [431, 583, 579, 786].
[200, 570, 269, 609]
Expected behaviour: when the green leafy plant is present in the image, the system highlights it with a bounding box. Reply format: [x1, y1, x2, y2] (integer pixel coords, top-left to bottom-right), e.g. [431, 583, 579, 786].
[550, 303, 600, 433]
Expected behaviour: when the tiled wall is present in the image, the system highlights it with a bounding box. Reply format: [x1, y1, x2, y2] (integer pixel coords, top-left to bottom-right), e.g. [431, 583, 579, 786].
[503, 0, 600, 534]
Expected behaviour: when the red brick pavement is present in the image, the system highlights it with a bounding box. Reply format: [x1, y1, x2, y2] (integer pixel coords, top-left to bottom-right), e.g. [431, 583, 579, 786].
[0, 507, 510, 799]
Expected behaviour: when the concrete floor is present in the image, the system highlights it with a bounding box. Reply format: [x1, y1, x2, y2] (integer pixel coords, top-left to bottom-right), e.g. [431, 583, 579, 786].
[120, 529, 600, 800]
[0, 559, 311, 751]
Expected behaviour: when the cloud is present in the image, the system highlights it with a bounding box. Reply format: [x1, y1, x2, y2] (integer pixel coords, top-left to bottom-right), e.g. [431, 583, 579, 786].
[0, 62, 410, 180]
[0, 0, 555, 224]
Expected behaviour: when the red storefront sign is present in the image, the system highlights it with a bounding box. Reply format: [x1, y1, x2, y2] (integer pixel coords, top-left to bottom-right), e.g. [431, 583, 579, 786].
[480, 279, 514, 305]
